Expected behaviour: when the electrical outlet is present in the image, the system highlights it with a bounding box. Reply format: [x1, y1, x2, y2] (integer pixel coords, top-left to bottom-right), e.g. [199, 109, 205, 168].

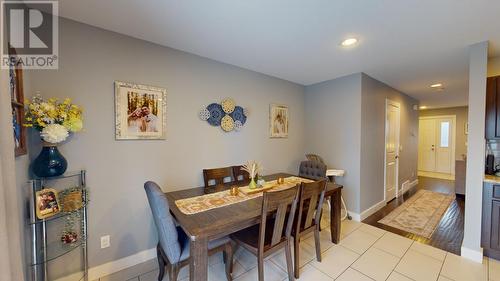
[101, 235, 110, 249]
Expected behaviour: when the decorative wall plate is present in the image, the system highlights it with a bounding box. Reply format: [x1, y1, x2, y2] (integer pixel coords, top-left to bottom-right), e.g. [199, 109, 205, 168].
[221, 115, 235, 132]
[221, 98, 236, 114]
[200, 99, 248, 132]
[206, 103, 223, 126]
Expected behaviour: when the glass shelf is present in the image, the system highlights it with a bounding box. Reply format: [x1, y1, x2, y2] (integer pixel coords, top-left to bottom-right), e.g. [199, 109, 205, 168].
[28, 202, 87, 225]
[31, 171, 84, 181]
[32, 237, 86, 266]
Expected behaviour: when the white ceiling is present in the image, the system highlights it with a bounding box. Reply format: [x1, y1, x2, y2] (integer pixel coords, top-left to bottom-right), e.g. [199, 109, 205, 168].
[57, 0, 500, 108]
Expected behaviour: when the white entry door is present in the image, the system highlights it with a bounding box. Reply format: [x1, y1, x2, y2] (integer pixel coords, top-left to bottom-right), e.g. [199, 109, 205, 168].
[418, 116, 456, 175]
[385, 100, 400, 203]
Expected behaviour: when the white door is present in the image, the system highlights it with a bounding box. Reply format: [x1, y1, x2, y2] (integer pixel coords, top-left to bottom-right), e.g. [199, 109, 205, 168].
[435, 118, 453, 174]
[418, 116, 455, 175]
[418, 119, 436, 172]
[385, 100, 400, 202]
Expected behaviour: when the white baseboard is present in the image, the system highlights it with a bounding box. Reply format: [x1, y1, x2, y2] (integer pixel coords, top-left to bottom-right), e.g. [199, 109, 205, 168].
[360, 200, 386, 221]
[88, 247, 156, 280]
[348, 210, 361, 222]
[399, 179, 418, 196]
[460, 246, 484, 263]
[348, 200, 386, 222]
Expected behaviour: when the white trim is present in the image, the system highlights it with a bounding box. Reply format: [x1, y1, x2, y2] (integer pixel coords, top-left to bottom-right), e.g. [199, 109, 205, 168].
[460, 246, 484, 263]
[360, 200, 386, 221]
[399, 179, 419, 196]
[348, 199, 387, 222]
[348, 211, 361, 222]
[88, 247, 156, 280]
[384, 99, 401, 203]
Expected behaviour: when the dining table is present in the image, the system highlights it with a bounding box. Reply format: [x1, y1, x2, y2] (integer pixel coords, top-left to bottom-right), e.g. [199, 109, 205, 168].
[165, 172, 343, 281]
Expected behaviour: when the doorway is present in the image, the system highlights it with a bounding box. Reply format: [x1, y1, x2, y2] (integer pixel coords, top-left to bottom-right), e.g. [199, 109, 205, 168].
[418, 116, 456, 180]
[385, 100, 400, 203]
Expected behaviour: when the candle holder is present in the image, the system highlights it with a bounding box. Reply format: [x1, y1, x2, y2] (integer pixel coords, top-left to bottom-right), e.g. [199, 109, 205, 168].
[277, 177, 285, 185]
[230, 186, 240, 196]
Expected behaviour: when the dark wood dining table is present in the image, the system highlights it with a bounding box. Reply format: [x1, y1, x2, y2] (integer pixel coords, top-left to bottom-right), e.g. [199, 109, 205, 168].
[165, 173, 343, 281]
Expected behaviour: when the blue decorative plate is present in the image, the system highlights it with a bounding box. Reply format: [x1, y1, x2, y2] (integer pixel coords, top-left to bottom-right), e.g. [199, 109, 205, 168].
[207, 103, 223, 126]
[230, 106, 247, 125]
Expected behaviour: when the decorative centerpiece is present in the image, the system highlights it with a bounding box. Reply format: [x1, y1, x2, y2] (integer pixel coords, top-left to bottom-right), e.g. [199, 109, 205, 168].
[241, 161, 262, 189]
[25, 95, 83, 177]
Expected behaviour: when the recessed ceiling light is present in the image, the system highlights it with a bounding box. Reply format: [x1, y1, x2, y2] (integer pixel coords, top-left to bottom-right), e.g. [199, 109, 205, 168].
[430, 83, 443, 88]
[419, 106, 428, 110]
[341, 38, 358, 47]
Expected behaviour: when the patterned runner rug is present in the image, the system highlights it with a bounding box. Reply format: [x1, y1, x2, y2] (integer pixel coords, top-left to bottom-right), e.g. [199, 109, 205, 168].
[378, 189, 455, 238]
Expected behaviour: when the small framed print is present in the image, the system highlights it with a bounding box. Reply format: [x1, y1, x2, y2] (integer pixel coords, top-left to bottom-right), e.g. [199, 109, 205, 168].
[36, 188, 60, 219]
[269, 104, 289, 138]
[115, 81, 167, 140]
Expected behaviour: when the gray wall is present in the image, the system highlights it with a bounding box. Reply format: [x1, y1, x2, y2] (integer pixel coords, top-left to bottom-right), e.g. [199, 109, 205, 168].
[360, 74, 419, 212]
[23, 18, 306, 268]
[304, 73, 362, 213]
[304, 73, 419, 215]
[419, 106, 469, 160]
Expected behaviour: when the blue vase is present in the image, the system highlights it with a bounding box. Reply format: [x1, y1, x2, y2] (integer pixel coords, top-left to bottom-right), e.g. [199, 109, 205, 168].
[31, 144, 68, 177]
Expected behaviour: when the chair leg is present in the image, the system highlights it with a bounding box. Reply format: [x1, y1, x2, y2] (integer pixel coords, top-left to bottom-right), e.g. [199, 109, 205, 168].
[169, 263, 179, 281]
[224, 243, 234, 281]
[293, 235, 300, 278]
[257, 253, 265, 281]
[285, 240, 295, 281]
[314, 227, 322, 262]
[157, 245, 166, 281]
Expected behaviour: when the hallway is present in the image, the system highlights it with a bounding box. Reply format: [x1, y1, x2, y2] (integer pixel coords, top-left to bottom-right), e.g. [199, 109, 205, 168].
[363, 176, 465, 255]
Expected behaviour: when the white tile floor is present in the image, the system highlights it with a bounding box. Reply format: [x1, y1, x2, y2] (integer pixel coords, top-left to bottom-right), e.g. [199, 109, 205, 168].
[98, 220, 500, 281]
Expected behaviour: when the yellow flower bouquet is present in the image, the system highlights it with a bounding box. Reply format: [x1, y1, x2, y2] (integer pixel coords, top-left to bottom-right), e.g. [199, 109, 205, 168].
[25, 95, 83, 144]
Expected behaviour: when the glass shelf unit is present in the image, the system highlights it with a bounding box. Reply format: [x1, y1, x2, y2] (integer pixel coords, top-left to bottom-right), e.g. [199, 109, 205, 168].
[29, 170, 88, 281]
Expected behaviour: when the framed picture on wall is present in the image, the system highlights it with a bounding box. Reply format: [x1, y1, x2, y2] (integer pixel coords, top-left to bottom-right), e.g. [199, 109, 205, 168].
[114, 81, 167, 140]
[269, 104, 289, 138]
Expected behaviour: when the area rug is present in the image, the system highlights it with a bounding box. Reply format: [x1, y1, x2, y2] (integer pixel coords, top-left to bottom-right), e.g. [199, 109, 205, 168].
[378, 190, 455, 238]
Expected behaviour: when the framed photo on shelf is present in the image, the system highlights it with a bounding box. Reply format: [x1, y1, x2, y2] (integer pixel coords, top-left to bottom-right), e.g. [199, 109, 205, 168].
[269, 104, 289, 138]
[9, 48, 27, 156]
[35, 188, 61, 219]
[114, 81, 167, 140]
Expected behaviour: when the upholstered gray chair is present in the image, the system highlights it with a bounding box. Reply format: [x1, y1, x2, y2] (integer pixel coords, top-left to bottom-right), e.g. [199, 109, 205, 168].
[144, 181, 234, 281]
[298, 160, 327, 180]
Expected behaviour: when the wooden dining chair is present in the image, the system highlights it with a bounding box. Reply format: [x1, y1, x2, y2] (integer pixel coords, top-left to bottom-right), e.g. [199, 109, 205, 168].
[144, 181, 234, 281]
[203, 167, 234, 188]
[292, 180, 327, 278]
[230, 186, 299, 281]
[232, 165, 250, 182]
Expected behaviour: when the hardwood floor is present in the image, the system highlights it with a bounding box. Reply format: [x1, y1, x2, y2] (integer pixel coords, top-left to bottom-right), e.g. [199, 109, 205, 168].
[362, 176, 465, 255]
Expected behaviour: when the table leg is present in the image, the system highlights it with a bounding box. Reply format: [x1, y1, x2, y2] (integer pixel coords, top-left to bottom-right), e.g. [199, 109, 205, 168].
[189, 236, 208, 281]
[330, 190, 341, 244]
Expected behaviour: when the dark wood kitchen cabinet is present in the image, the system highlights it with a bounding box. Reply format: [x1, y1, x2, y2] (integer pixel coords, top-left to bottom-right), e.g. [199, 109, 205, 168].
[486, 76, 500, 139]
[482, 182, 500, 259]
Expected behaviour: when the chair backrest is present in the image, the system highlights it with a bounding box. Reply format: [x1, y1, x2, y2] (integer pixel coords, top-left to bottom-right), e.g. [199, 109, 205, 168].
[259, 186, 299, 251]
[232, 165, 250, 182]
[203, 167, 234, 188]
[305, 154, 326, 165]
[296, 180, 327, 233]
[144, 181, 181, 264]
[299, 160, 327, 180]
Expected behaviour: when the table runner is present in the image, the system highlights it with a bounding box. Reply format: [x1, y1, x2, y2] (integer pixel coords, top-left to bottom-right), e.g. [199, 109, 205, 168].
[175, 176, 312, 215]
